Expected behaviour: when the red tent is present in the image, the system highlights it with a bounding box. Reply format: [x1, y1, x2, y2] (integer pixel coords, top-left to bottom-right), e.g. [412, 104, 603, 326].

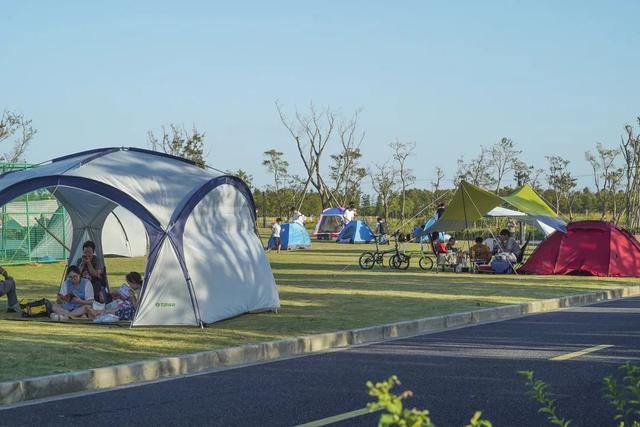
[519, 221, 640, 277]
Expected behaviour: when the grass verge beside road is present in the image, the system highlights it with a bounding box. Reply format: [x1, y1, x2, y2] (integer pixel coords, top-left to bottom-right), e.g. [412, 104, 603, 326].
[0, 240, 634, 382]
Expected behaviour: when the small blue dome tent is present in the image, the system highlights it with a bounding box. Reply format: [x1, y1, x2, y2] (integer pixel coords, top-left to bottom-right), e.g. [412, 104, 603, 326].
[336, 220, 374, 243]
[268, 222, 311, 250]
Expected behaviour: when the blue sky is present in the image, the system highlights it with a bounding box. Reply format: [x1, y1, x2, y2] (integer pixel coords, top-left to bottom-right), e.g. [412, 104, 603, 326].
[1, 1, 639, 191]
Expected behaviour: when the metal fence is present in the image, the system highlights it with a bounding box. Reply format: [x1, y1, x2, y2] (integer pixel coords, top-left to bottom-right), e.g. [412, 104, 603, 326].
[0, 162, 69, 265]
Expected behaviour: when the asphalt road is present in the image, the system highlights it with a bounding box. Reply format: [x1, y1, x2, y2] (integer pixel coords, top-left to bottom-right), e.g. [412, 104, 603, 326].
[3, 297, 640, 426]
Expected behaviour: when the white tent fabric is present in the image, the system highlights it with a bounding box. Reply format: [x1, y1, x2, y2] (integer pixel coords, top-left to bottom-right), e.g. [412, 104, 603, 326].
[34, 205, 148, 258]
[0, 147, 280, 326]
[102, 206, 148, 257]
[485, 207, 559, 236]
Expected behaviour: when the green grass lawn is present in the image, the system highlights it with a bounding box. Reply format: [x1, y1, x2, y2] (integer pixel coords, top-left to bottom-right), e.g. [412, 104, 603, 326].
[0, 240, 634, 382]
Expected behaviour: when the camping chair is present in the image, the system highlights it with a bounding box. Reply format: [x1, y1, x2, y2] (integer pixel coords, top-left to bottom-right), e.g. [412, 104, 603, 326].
[515, 234, 532, 265]
[429, 237, 456, 272]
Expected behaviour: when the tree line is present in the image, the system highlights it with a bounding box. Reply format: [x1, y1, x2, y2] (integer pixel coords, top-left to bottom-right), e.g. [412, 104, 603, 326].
[3, 106, 640, 231]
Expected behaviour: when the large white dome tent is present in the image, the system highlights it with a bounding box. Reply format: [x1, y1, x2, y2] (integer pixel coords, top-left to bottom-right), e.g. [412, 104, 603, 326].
[0, 147, 280, 326]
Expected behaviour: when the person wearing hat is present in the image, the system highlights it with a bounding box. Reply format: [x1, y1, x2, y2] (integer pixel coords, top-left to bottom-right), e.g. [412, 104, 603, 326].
[0, 266, 19, 313]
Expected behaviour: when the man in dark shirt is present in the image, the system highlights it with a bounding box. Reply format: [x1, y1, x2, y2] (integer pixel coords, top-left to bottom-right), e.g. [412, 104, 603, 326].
[75, 240, 106, 302]
[435, 203, 446, 220]
[0, 266, 19, 312]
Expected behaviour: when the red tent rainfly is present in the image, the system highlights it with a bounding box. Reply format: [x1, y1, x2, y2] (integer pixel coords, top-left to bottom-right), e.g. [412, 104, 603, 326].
[519, 221, 640, 277]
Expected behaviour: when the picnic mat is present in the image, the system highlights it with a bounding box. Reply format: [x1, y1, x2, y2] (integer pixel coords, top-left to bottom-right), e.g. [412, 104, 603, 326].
[3, 316, 129, 326]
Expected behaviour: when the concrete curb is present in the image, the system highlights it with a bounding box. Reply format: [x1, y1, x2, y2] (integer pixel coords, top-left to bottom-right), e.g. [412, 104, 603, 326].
[2, 285, 639, 406]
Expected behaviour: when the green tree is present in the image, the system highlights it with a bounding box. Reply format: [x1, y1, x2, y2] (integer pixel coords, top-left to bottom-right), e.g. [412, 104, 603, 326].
[585, 143, 623, 220]
[489, 137, 521, 193]
[546, 156, 577, 218]
[456, 147, 494, 189]
[262, 149, 289, 216]
[227, 169, 254, 191]
[148, 124, 206, 168]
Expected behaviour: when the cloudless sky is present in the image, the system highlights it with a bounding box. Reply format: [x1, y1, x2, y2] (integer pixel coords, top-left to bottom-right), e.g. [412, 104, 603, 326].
[2, 1, 639, 192]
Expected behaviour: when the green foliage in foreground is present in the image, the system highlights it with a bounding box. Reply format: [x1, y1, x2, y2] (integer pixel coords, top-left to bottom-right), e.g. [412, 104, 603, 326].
[519, 371, 570, 427]
[370, 364, 640, 427]
[520, 363, 640, 427]
[367, 375, 491, 427]
[0, 239, 636, 382]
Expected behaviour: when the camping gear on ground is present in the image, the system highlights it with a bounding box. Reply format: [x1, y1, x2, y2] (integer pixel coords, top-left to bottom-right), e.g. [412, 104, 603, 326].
[336, 220, 375, 244]
[312, 207, 345, 240]
[0, 147, 280, 326]
[19, 298, 51, 317]
[519, 221, 640, 277]
[491, 258, 514, 274]
[267, 222, 311, 250]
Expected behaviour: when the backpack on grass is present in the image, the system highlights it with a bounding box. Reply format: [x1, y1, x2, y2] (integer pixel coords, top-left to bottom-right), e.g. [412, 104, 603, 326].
[19, 298, 52, 318]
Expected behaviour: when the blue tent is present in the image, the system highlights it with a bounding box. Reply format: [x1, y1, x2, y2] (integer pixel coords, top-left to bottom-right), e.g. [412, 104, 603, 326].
[268, 223, 311, 250]
[420, 216, 447, 243]
[336, 220, 374, 244]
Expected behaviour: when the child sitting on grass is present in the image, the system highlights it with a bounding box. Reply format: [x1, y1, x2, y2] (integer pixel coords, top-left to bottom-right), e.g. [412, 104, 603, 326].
[86, 272, 142, 321]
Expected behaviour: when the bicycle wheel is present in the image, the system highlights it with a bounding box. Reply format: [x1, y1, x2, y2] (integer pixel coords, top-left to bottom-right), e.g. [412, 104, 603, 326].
[419, 256, 434, 271]
[359, 252, 376, 270]
[398, 254, 410, 270]
[389, 254, 401, 269]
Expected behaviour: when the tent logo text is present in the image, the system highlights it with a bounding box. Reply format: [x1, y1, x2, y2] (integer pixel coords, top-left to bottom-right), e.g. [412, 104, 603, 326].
[155, 302, 176, 308]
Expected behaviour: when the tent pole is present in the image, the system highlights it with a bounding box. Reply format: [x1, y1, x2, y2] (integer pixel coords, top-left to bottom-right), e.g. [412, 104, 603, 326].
[463, 184, 519, 275]
[34, 217, 71, 253]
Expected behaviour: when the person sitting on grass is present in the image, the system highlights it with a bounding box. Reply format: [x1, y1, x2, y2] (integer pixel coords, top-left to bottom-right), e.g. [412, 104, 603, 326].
[498, 229, 521, 262]
[50, 265, 94, 321]
[446, 237, 459, 253]
[470, 237, 491, 265]
[75, 240, 106, 303]
[86, 272, 142, 321]
[0, 266, 19, 313]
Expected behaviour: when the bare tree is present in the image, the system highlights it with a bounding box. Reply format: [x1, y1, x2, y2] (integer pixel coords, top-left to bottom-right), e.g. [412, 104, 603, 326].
[489, 137, 522, 193]
[369, 162, 397, 221]
[620, 118, 640, 229]
[0, 110, 37, 162]
[585, 143, 623, 220]
[276, 102, 338, 208]
[390, 140, 416, 223]
[455, 147, 494, 188]
[430, 166, 445, 203]
[329, 110, 366, 206]
[148, 124, 206, 168]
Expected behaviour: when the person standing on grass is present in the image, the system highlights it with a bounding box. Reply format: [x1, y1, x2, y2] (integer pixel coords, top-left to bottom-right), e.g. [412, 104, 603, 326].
[0, 266, 19, 313]
[290, 207, 305, 225]
[268, 218, 282, 253]
[343, 203, 356, 224]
